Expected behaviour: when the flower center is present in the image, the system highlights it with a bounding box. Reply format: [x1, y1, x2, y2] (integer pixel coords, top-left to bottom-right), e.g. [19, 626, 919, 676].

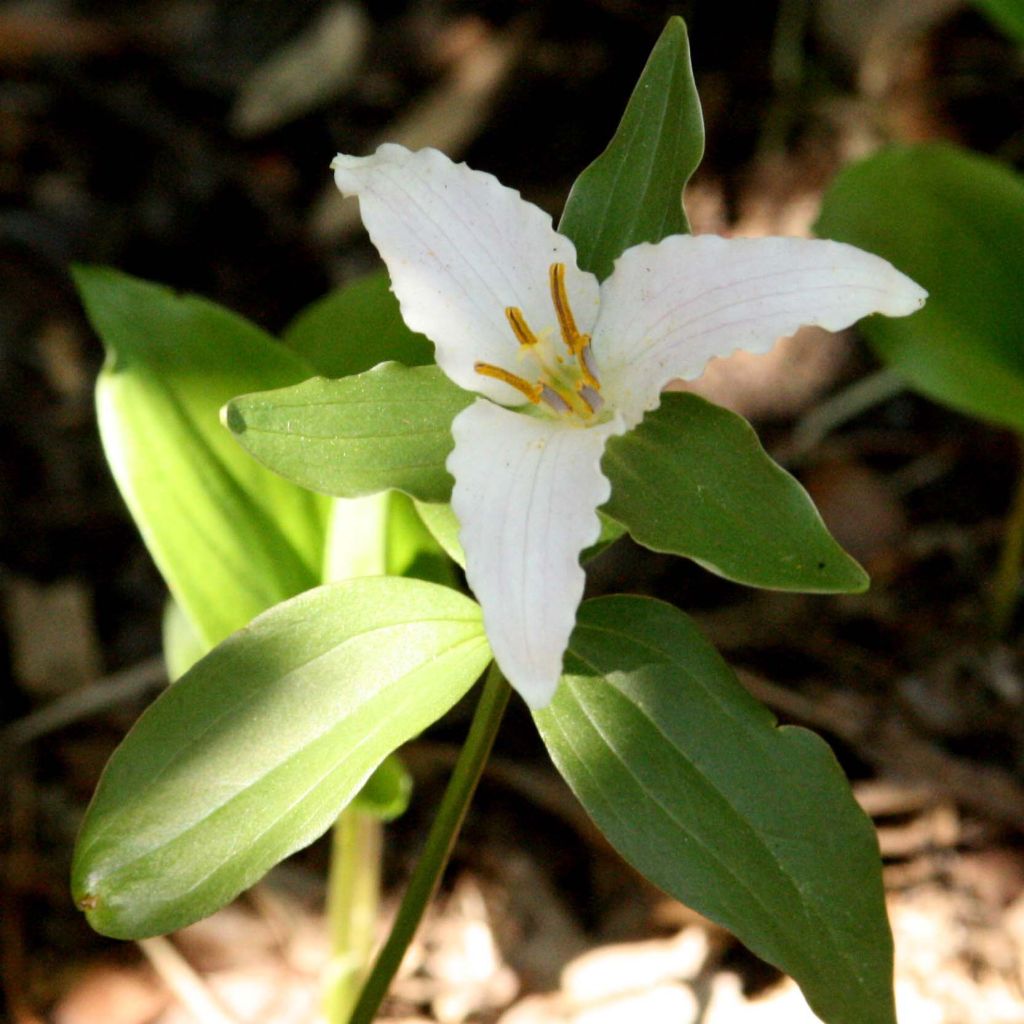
[474, 263, 603, 422]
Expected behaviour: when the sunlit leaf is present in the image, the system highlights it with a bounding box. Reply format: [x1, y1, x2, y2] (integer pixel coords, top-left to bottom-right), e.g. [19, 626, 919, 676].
[76, 266, 327, 648]
[817, 143, 1024, 434]
[73, 578, 490, 939]
[225, 364, 472, 503]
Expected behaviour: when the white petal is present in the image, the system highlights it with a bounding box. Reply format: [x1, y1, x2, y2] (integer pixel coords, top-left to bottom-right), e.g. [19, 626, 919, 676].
[591, 235, 927, 426]
[333, 145, 599, 404]
[448, 400, 624, 708]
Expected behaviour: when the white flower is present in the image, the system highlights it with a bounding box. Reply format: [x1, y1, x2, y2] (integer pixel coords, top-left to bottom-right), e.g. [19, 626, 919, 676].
[332, 144, 925, 708]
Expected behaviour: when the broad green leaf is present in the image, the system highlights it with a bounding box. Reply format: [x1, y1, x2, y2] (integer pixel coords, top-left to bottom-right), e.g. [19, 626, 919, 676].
[972, 0, 1024, 42]
[816, 143, 1024, 434]
[558, 16, 704, 279]
[536, 596, 893, 1024]
[76, 266, 327, 648]
[225, 363, 473, 503]
[72, 578, 491, 939]
[283, 270, 433, 378]
[602, 393, 867, 592]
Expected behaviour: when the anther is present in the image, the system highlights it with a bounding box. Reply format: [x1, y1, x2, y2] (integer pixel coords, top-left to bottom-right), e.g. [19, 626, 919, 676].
[505, 307, 540, 348]
[474, 362, 542, 404]
[549, 263, 587, 355]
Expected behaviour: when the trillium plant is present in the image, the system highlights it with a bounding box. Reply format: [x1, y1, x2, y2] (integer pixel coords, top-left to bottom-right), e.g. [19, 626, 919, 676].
[331, 144, 923, 709]
[72, 19, 926, 1024]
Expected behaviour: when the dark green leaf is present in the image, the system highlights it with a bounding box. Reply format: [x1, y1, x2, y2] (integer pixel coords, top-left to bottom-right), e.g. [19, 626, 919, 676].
[76, 266, 327, 648]
[225, 363, 472, 503]
[72, 578, 490, 939]
[283, 270, 433, 377]
[816, 143, 1024, 434]
[558, 16, 704, 279]
[536, 596, 894, 1024]
[972, 0, 1024, 42]
[602, 393, 867, 592]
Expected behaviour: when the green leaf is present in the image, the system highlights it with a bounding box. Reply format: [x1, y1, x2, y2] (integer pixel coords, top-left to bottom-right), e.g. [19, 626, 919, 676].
[72, 577, 491, 939]
[602, 393, 867, 592]
[558, 16, 704, 279]
[351, 753, 413, 821]
[972, 0, 1024, 43]
[385, 492, 458, 587]
[413, 501, 466, 569]
[283, 270, 433, 378]
[76, 266, 327, 648]
[225, 363, 473, 503]
[161, 599, 206, 682]
[535, 596, 894, 1024]
[816, 143, 1024, 435]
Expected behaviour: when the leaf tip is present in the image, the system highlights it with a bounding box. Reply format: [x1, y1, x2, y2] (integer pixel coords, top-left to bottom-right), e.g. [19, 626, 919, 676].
[76, 891, 99, 912]
[220, 399, 247, 436]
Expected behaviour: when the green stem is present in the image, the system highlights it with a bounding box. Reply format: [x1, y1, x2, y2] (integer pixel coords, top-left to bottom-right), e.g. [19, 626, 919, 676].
[348, 663, 511, 1024]
[991, 434, 1024, 637]
[324, 807, 383, 1024]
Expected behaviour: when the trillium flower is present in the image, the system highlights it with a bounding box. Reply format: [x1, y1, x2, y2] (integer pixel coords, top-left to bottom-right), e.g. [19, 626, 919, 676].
[332, 143, 926, 709]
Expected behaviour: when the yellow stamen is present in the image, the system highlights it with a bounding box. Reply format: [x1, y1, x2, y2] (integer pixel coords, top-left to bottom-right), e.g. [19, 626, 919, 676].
[474, 361, 542, 403]
[505, 306, 540, 348]
[549, 263, 587, 355]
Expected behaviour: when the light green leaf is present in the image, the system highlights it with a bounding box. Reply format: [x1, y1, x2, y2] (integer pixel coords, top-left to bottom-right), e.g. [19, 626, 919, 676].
[76, 266, 327, 648]
[558, 15, 704, 279]
[413, 501, 466, 569]
[816, 143, 1024, 434]
[225, 363, 473, 503]
[972, 0, 1024, 43]
[351, 753, 413, 821]
[602, 393, 867, 592]
[161, 599, 206, 682]
[72, 578, 491, 939]
[283, 270, 433, 378]
[385, 492, 458, 587]
[536, 596, 894, 1024]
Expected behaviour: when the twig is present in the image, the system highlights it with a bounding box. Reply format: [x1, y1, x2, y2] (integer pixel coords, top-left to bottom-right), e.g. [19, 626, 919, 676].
[787, 367, 907, 462]
[1, 655, 165, 750]
[138, 936, 239, 1024]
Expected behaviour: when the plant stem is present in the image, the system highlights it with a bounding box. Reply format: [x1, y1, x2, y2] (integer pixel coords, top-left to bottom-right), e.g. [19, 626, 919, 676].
[348, 663, 511, 1024]
[992, 434, 1024, 637]
[324, 807, 383, 1024]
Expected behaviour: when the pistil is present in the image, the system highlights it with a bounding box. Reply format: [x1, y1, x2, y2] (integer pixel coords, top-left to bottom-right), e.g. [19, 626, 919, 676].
[476, 262, 604, 422]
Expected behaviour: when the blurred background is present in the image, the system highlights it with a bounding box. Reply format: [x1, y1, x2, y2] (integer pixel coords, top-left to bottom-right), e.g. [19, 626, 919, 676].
[3, 1, 1024, 1021]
